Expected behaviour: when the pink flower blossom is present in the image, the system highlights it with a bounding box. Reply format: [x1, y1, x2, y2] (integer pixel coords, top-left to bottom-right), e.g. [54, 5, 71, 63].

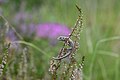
[36, 23, 71, 39]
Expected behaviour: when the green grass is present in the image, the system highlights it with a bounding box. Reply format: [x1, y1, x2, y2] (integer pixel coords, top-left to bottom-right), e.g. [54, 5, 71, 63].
[0, 0, 120, 80]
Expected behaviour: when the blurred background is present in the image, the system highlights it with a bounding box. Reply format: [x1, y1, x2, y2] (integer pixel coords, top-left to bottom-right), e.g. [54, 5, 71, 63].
[0, 0, 120, 80]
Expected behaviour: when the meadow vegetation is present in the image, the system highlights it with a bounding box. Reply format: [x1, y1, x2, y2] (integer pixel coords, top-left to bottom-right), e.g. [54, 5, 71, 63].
[0, 0, 120, 80]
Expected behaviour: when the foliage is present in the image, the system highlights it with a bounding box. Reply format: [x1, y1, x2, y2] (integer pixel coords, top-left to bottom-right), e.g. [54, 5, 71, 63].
[0, 0, 120, 80]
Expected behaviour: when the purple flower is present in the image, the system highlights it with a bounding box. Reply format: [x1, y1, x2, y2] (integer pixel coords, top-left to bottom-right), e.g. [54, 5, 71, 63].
[14, 12, 27, 24]
[5, 29, 22, 52]
[0, 0, 8, 4]
[29, 23, 36, 34]
[20, 23, 36, 37]
[36, 23, 71, 39]
[6, 29, 17, 42]
[20, 24, 27, 34]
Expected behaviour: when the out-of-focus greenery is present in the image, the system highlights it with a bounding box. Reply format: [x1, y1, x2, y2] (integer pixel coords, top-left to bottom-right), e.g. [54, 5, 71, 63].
[0, 0, 120, 80]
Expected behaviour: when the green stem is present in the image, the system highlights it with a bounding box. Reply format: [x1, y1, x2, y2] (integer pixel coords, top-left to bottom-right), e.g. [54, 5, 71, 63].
[89, 36, 120, 80]
[11, 41, 50, 57]
[0, 15, 24, 40]
[115, 57, 120, 80]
